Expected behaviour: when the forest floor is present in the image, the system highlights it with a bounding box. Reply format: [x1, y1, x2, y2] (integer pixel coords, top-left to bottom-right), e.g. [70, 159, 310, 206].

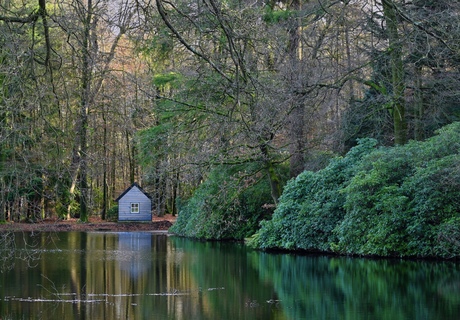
[0, 215, 176, 233]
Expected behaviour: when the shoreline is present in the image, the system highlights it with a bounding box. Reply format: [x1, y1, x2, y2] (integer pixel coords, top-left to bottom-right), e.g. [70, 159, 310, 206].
[0, 215, 176, 233]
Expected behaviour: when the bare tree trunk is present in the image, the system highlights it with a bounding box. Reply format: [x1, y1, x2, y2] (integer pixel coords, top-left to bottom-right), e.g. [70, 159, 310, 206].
[77, 0, 93, 222]
[0, 180, 5, 221]
[260, 143, 282, 204]
[288, 0, 305, 178]
[102, 108, 108, 220]
[413, 65, 424, 141]
[382, 0, 407, 145]
[171, 171, 179, 216]
[66, 157, 80, 220]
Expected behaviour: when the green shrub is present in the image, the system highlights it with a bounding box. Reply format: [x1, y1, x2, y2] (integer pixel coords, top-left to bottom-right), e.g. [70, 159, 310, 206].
[333, 122, 460, 258]
[252, 122, 460, 258]
[333, 144, 414, 256]
[170, 164, 277, 240]
[250, 138, 377, 251]
[107, 205, 118, 222]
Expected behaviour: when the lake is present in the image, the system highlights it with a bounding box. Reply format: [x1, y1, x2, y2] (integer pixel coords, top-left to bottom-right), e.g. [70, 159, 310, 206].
[0, 231, 459, 319]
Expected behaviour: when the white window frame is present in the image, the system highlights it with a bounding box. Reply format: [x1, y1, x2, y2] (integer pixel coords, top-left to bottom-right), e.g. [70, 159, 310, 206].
[130, 203, 140, 214]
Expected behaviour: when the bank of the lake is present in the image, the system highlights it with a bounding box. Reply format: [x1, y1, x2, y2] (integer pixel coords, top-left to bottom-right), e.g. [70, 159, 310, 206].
[0, 215, 176, 233]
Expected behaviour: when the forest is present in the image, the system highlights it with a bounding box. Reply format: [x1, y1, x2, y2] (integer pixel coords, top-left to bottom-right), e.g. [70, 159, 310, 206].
[1, 1, 459, 257]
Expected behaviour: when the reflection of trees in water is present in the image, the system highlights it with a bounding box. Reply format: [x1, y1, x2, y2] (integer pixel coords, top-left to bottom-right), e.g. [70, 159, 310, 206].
[0, 231, 43, 272]
[169, 237, 283, 320]
[252, 254, 460, 320]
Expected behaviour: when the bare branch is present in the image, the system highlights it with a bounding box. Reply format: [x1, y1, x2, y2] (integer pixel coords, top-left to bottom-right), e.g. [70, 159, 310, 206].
[155, 0, 232, 82]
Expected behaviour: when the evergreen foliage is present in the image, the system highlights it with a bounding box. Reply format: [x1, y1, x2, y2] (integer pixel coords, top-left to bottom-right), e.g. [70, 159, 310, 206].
[252, 122, 460, 258]
[249, 138, 377, 251]
[107, 205, 118, 222]
[170, 164, 276, 240]
[262, 6, 293, 23]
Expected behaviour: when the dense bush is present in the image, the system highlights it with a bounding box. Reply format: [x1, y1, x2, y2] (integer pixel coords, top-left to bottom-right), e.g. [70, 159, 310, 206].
[249, 138, 377, 251]
[107, 205, 118, 222]
[170, 164, 276, 240]
[252, 122, 460, 259]
[334, 122, 460, 258]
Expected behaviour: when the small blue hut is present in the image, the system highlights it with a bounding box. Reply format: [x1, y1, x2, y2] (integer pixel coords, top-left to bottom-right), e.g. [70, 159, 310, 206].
[115, 182, 152, 221]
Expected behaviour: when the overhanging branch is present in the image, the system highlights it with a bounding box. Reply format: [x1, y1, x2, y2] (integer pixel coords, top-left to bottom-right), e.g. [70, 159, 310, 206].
[155, 0, 232, 83]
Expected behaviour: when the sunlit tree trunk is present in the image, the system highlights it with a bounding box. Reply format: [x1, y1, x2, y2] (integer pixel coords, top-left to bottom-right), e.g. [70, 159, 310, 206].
[102, 107, 108, 220]
[77, 0, 92, 222]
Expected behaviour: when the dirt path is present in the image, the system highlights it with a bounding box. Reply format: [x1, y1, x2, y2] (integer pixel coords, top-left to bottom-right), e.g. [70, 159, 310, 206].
[0, 215, 176, 233]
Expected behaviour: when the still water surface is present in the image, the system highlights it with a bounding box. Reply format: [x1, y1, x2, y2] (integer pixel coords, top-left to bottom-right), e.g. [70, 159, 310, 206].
[0, 231, 459, 319]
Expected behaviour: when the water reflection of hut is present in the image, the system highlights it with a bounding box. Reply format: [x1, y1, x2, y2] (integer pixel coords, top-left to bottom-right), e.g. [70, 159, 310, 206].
[117, 232, 152, 277]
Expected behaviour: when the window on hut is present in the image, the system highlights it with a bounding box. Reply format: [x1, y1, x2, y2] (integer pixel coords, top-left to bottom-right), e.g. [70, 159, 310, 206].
[131, 203, 140, 214]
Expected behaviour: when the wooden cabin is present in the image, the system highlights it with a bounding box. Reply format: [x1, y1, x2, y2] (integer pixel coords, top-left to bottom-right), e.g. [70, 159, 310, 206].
[115, 182, 152, 221]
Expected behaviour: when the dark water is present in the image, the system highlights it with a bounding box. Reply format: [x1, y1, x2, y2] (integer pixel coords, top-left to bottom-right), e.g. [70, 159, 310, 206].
[0, 232, 459, 319]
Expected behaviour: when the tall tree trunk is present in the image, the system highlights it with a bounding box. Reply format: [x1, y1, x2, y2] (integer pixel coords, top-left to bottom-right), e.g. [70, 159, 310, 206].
[67, 154, 80, 220]
[102, 108, 108, 220]
[171, 171, 179, 216]
[382, 0, 407, 145]
[0, 180, 5, 221]
[125, 132, 135, 184]
[78, 0, 93, 222]
[288, 0, 305, 178]
[413, 64, 424, 141]
[260, 143, 281, 204]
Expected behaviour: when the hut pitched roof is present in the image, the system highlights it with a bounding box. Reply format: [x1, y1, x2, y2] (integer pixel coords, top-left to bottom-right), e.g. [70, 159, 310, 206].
[115, 182, 152, 202]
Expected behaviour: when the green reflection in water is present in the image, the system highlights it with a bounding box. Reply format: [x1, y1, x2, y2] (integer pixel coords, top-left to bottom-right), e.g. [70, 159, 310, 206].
[0, 232, 459, 320]
[250, 253, 460, 320]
